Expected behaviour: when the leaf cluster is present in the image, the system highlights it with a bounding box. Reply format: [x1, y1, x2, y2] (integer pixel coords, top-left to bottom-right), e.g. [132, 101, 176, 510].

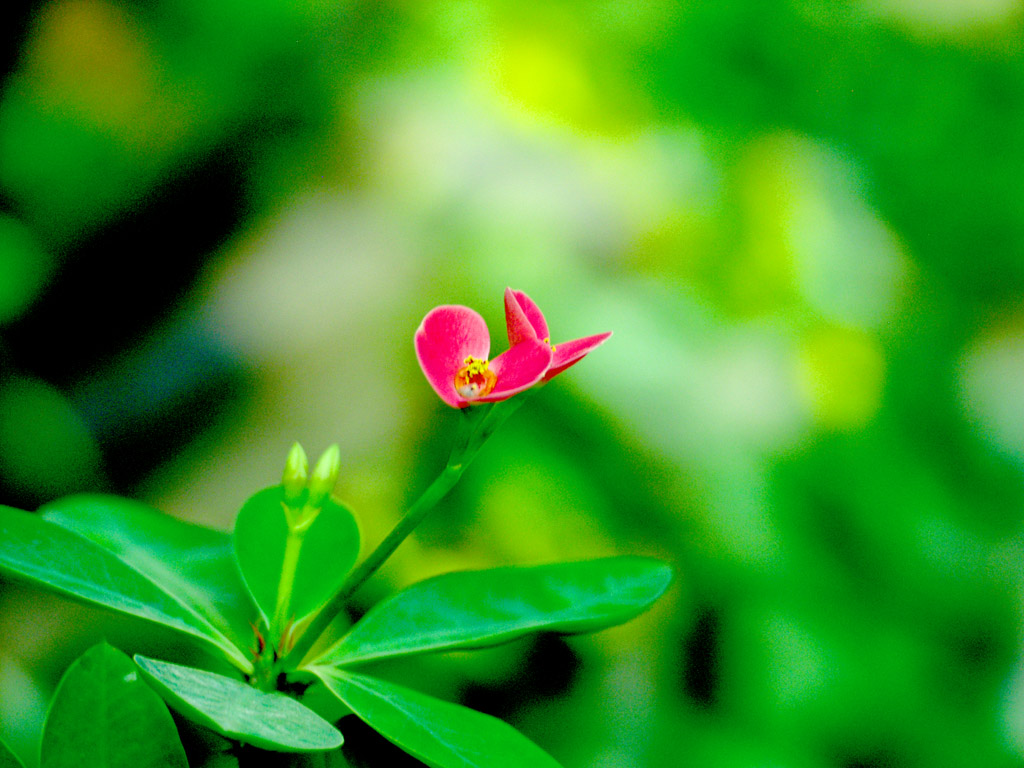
[0, 488, 671, 766]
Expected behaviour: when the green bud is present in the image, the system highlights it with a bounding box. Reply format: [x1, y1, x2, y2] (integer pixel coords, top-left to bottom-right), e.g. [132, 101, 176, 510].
[307, 444, 341, 508]
[282, 442, 308, 504]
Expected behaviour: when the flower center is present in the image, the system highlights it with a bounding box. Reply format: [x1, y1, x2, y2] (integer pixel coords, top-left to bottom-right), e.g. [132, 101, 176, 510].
[454, 356, 497, 399]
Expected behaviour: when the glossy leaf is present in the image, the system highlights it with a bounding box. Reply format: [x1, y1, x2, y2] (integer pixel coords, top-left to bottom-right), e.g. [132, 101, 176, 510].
[313, 669, 562, 768]
[40, 644, 187, 768]
[0, 504, 252, 671]
[40, 493, 255, 660]
[134, 655, 342, 752]
[233, 486, 360, 627]
[0, 738, 24, 768]
[315, 557, 672, 667]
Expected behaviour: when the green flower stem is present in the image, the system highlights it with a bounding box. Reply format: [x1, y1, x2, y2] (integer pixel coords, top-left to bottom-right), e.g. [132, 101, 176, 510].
[283, 404, 500, 668]
[337, 465, 462, 601]
[466, 390, 530, 455]
[271, 528, 305, 638]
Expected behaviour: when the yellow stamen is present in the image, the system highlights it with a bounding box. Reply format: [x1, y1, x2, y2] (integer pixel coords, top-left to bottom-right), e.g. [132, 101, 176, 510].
[454, 356, 497, 399]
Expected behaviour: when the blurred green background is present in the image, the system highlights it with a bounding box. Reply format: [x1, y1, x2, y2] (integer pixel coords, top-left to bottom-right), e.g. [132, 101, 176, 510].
[3, 0, 1024, 765]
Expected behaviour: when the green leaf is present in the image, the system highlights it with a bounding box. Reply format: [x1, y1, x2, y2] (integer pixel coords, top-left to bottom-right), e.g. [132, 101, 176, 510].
[313, 669, 562, 768]
[315, 557, 672, 667]
[233, 486, 360, 628]
[40, 493, 256, 660]
[134, 655, 343, 752]
[40, 643, 187, 768]
[0, 504, 252, 672]
[0, 738, 25, 768]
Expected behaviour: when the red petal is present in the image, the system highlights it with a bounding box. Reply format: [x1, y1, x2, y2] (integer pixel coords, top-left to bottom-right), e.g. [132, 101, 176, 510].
[544, 332, 612, 380]
[507, 289, 549, 343]
[414, 305, 490, 408]
[504, 287, 538, 346]
[479, 338, 553, 402]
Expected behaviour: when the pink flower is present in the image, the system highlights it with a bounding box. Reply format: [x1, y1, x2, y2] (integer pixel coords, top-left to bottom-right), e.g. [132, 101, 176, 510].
[415, 304, 553, 408]
[504, 288, 611, 381]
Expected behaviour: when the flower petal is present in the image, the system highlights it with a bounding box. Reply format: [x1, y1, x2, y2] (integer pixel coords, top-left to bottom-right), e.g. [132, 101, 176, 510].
[479, 338, 553, 402]
[545, 332, 612, 380]
[415, 305, 490, 408]
[504, 287, 538, 346]
[507, 289, 549, 344]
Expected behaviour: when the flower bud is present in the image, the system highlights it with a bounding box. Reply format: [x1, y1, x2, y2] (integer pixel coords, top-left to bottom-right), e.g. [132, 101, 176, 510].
[282, 442, 309, 505]
[307, 444, 341, 508]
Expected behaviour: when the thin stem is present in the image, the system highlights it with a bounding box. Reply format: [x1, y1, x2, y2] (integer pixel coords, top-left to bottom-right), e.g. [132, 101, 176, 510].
[336, 464, 465, 601]
[466, 391, 530, 455]
[282, 406, 490, 667]
[447, 402, 491, 465]
[271, 530, 305, 635]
